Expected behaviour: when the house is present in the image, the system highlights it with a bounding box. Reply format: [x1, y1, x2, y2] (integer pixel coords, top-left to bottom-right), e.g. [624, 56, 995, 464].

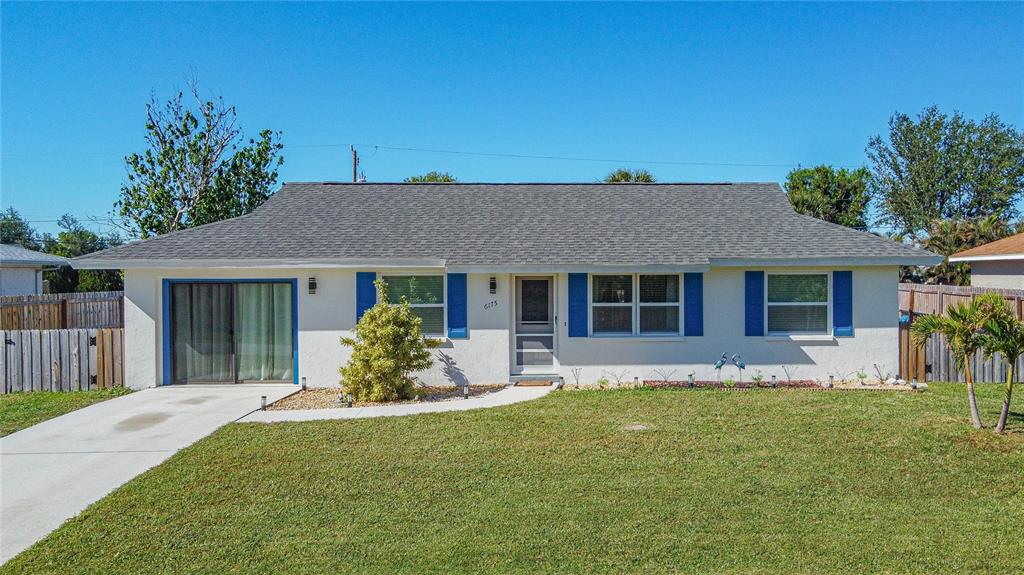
[0, 244, 68, 296]
[72, 182, 939, 388]
[949, 233, 1024, 289]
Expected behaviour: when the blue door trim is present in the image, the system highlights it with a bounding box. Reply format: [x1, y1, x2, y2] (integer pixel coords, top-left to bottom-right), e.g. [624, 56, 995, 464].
[161, 278, 299, 386]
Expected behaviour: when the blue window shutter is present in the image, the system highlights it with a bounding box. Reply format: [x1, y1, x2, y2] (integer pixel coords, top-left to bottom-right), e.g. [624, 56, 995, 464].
[683, 273, 703, 336]
[356, 272, 377, 322]
[447, 273, 468, 339]
[568, 273, 588, 337]
[833, 270, 853, 337]
[745, 271, 764, 336]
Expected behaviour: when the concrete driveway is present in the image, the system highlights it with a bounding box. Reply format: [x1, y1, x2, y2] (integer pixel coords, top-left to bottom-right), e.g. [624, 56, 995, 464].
[0, 384, 296, 563]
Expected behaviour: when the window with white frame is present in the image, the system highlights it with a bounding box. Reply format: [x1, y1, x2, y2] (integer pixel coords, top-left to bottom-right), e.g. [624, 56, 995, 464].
[639, 274, 680, 334]
[766, 273, 829, 334]
[380, 275, 445, 336]
[591, 274, 682, 336]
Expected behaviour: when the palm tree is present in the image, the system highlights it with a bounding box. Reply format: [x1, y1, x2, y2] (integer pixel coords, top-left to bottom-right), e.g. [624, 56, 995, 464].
[404, 171, 457, 183]
[910, 295, 1000, 429]
[604, 168, 655, 183]
[979, 297, 1024, 433]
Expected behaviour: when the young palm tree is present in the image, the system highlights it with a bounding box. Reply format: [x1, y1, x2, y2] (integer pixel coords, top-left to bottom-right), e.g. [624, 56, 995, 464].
[910, 295, 1001, 430]
[604, 168, 655, 183]
[979, 299, 1024, 434]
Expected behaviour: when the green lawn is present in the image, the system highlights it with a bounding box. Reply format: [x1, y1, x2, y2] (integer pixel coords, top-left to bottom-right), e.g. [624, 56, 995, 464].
[4, 383, 1022, 574]
[0, 388, 131, 437]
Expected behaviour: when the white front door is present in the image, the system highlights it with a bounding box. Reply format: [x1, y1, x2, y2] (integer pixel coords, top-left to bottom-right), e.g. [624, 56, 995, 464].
[513, 276, 556, 374]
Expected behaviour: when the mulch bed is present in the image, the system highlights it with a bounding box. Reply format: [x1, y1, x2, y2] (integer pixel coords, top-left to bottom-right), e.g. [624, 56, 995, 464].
[269, 385, 507, 410]
[642, 380, 820, 390]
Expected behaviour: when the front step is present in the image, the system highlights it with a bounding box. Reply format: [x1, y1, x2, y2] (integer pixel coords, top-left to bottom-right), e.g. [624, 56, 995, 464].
[509, 374, 562, 388]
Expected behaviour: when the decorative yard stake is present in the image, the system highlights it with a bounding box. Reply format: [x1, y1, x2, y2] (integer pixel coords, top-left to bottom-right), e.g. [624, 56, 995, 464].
[261, 395, 267, 411]
[731, 354, 745, 383]
[687, 373, 694, 388]
[463, 382, 470, 399]
[770, 375, 777, 388]
[714, 353, 728, 381]
[301, 377, 307, 391]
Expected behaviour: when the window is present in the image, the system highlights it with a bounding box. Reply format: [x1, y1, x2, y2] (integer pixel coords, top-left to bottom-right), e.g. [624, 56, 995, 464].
[381, 275, 444, 336]
[767, 274, 828, 334]
[591, 274, 682, 336]
[592, 275, 633, 334]
[639, 275, 680, 334]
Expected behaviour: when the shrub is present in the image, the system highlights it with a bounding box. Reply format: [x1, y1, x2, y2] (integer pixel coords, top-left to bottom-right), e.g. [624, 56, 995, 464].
[340, 279, 441, 402]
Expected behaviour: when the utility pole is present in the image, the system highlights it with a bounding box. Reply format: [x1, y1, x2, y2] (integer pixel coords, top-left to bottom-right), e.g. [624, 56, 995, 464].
[350, 146, 359, 183]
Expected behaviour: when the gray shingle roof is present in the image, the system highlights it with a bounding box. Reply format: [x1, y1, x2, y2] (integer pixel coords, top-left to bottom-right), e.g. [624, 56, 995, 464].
[73, 182, 939, 268]
[1, 244, 68, 267]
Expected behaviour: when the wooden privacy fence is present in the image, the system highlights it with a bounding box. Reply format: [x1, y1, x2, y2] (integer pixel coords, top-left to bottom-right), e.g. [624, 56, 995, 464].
[1, 328, 124, 393]
[0, 291, 123, 330]
[899, 283, 1024, 383]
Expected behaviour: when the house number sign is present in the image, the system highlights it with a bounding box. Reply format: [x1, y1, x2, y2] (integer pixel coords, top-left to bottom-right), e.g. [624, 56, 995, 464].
[483, 300, 499, 310]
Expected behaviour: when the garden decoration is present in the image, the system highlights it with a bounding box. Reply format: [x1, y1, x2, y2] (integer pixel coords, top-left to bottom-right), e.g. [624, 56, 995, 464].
[714, 353, 728, 381]
[731, 354, 745, 382]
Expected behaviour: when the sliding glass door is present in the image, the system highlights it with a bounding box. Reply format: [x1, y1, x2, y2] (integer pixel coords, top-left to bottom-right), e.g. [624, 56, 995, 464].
[171, 283, 235, 384]
[235, 283, 294, 382]
[170, 281, 294, 384]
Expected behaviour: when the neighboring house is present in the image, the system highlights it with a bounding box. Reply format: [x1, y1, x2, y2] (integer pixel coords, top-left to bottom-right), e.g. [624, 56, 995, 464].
[949, 233, 1024, 289]
[72, 182, 939, 389]
[0, 244, 68, 296]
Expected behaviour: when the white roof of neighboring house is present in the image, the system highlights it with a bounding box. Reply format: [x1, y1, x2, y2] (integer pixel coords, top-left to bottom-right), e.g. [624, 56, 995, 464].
[0, 244, 68, 267]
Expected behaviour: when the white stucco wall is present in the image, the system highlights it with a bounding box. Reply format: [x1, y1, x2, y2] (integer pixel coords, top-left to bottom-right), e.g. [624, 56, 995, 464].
[969, 260, 1024, 290]
[123, 265, 899, 390]
[552, 267, 898, 384]
[123, 268, 511, 390]
[0, 266, 43, 296]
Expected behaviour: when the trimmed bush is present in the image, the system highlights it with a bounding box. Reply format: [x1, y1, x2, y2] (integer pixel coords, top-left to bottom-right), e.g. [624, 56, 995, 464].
[340, 279, 441, 402]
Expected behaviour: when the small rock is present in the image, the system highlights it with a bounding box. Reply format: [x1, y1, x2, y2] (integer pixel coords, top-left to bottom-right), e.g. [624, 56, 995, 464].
[622, 423, 649, 432]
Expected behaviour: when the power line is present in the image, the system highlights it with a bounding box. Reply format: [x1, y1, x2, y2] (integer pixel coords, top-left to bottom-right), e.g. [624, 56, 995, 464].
[4, 141, 857, 169]
[290, 142, 823, 169]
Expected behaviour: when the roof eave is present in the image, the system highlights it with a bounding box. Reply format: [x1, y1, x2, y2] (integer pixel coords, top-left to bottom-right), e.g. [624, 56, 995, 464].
[709, 255, 943, 267]
[0, 259, 68, 267]
[948, 254, 1024, 263]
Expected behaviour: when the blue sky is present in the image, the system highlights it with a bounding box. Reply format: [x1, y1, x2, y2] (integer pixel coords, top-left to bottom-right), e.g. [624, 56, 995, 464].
[2, 2, 1022, 235]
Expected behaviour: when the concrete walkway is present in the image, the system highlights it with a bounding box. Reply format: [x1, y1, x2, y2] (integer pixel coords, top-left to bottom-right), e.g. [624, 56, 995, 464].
[241, 384, 555, 423]
[0, 384, 296, 564]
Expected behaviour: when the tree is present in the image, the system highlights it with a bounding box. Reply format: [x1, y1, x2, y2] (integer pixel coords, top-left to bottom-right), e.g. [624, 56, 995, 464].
[0, 207, 41, 250]
[979, 297, 1024, 433]
[910, 294, 1003, 429]
[339, 279, 441, 402]
[911, 216, 1019, 285]
[867, 106, 1024, 240]
[116, 82, 284, 239]
[404, 171, 457, 183]
[42, 215, 124, 293]
[604, 168, 655, 183]
[784, 166, 871, 230]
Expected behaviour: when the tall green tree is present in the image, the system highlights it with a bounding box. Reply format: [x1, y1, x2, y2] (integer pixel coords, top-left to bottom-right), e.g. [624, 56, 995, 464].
[604, 168, 655, 183]
[42, 216, 124, 293]
[867, 106, 1024, 240]
[0, 207, 42, 250]
[784, 166, 871, 230]
[116, 82, 284, 239]
[404, 171, 457, 183]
